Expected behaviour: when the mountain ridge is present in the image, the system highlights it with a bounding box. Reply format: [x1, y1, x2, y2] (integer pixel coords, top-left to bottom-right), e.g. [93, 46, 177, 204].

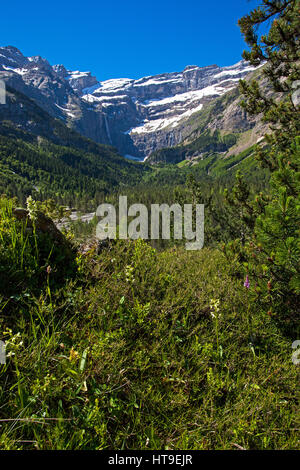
[0, 46, 262, 160]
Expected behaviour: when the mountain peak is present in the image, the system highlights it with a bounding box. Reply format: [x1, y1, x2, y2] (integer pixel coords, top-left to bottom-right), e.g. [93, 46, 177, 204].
[183, 65, 199, 71]
[0, 45, 260, 159]
[1, 45, 23, 55]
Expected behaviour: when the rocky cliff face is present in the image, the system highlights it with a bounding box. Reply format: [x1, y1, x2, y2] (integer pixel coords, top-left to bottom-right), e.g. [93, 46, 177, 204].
[0, 46, 110, 145]
[80, 61, 261, 159]
[0, 46, 261, 160]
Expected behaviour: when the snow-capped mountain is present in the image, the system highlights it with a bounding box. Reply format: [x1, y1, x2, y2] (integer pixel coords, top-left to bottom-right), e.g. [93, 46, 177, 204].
[0, 46, 260, 160]
[0, 46, 110, 145]
[80, 61, 258, 158]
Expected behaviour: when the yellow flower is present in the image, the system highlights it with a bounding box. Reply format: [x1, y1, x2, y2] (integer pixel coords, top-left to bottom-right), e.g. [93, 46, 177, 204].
[69, 347, 79, 363]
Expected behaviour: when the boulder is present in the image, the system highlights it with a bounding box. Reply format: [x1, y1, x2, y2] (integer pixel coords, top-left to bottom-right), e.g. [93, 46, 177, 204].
[13, 208, 67, 245]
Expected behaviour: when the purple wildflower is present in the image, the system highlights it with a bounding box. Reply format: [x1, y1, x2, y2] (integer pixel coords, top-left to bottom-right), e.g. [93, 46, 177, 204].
[244, 275, 250, 289]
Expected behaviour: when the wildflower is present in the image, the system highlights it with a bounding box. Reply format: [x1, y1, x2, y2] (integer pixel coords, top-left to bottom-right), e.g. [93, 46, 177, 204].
[26, 196, 38, 221]
[69, 347, 79, 363]
[82, 380, 88, 392]
[125, 265, 135, 284]
[210, 298, 221, 319]
[3, 330, 23, 358]
[46, 265, 52, 275]
[244, 275, 250, 289]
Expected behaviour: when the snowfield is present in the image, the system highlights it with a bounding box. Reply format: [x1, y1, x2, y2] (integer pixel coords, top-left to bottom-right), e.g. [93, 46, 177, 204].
[78, 60, 257, 137]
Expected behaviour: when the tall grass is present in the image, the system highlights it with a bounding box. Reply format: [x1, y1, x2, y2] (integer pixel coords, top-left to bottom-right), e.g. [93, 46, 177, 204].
[0, 197, 298, 450]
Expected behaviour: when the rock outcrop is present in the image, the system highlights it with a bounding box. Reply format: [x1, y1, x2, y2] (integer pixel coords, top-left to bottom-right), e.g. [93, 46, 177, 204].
[13, 208, 68, 245]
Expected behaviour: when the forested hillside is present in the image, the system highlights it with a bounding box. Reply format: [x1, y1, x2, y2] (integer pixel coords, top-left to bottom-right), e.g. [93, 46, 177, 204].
[0, 86, 148, 208]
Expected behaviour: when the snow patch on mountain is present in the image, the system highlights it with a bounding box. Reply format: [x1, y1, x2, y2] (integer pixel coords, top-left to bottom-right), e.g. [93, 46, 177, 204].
[0, 46, 261, 159]
[130, 103, 204, 134]
[2, 65, 28, 75]
[65, 71, 90, 80]
[82, 93, 129, 103]
[141, 82, 235, 108]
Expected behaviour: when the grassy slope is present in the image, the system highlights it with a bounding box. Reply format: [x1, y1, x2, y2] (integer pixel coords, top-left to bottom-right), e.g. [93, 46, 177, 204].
[148, 129, 239, 165]
[0, 197, 298, 450]
[147, 68, 267, 168]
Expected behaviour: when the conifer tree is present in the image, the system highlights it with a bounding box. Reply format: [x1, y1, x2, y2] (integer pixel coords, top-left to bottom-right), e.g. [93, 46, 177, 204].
[226, 0, 299, 325]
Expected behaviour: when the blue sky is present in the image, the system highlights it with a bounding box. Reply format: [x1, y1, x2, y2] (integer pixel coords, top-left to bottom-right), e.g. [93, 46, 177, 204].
[1, 0, 261, 81]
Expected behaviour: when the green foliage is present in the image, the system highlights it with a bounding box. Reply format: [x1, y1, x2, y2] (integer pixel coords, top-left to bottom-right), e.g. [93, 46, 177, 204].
[0, 216, 298, 450]
[0, 130, 147, 210]
[238, 0, 300, 165]
[252, 139, 299, 322]
[226, 0, 300, 325]
[0, 197, 77, 300]
[149, 130, 238, 164]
